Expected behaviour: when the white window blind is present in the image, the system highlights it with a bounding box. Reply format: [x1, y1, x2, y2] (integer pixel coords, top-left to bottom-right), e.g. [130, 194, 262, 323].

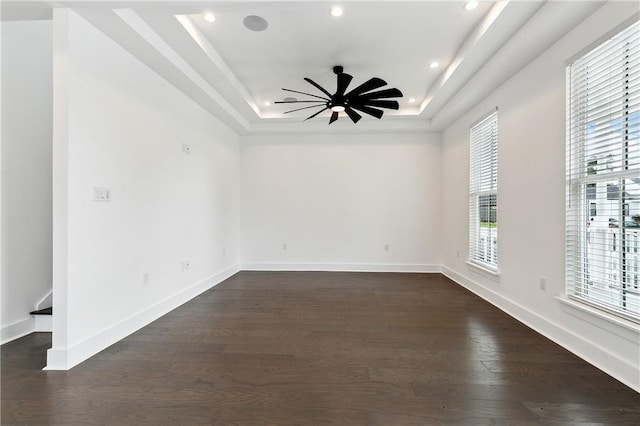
[566, 20, 640, 322]
[469, 111, 498, 270]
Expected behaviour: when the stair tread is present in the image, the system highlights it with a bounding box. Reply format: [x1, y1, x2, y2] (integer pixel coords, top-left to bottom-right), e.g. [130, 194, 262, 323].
[30, 307, 52, 315]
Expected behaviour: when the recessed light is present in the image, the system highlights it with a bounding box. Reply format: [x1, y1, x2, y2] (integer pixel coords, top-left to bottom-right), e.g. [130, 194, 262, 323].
[464, 1, 479, 11]
[264, 101, 271, 107]
[409, 98, 416, 103]
[331, 7, 343, 17]
[429, 62, 440, 69]
[203, 13, 216, 22]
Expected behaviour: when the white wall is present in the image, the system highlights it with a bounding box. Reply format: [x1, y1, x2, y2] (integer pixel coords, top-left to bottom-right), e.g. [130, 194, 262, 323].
[441, 2, 639, 391]
[240, 132, 441, 271]
[48, 9, 240, 369]
[1, 20, 53, 343]
[10, 3, 637, 393]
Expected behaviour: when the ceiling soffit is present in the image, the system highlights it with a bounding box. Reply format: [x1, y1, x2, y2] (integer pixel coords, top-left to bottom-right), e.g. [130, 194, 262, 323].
[7, 1, 607, 134]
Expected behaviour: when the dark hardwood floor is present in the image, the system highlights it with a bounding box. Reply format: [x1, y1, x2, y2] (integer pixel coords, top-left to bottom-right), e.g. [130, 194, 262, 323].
[2, 272, 639, 425]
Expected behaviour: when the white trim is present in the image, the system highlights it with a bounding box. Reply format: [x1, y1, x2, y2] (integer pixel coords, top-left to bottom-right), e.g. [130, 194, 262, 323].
[469, 110, 499, 270]
[35, 290, 53, 311]
[565, 18, 640, 323]
[1, 317, 35, 345]
[557, 296, 640, 338]
[469, 106, 499, 130]
[240, 263, 441, 273]
[27, 262, 637, 393]
[45, 264, 240, 370]
[465, 260, 500, 279]
[441, 265, 640, 393]
[175, 14, 260, 118]
[249, 118, 434, 136]
[419, 2, 509, 114]
[113, 9, 250, 132]
[565, 13, 640, 65]
[34, 315, 53, 333]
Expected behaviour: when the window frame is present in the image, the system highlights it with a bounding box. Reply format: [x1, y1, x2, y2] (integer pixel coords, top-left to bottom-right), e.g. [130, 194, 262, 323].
[469, 110, 499, 272]
[565, 19, 640, 323]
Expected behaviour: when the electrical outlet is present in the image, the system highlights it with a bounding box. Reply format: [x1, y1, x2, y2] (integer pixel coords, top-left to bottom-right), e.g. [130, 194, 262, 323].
[142, 273, 149, 286]
[282, 243, 287, 250]
[384, 244, 390, 251]
[539, 277, 547, 291]
[456, 250, 460, 258]
[182, 260, 191, 271]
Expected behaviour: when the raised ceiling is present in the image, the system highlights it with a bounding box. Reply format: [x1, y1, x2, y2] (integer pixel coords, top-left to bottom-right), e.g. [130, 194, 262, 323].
[2, 1, 604, 134]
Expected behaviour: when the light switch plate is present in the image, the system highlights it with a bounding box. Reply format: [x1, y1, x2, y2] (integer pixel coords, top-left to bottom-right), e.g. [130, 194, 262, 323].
[93, 187, 111, 202]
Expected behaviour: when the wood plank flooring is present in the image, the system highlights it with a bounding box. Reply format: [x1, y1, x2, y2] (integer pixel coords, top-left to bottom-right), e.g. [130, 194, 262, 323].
[2, 272, 639, 425]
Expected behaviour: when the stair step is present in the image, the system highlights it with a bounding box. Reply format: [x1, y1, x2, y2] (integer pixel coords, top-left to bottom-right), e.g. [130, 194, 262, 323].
[30, 307, 52, 316]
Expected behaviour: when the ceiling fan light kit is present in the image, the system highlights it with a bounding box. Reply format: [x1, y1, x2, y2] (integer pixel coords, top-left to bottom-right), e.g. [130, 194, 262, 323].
[275, 66, 403, 125]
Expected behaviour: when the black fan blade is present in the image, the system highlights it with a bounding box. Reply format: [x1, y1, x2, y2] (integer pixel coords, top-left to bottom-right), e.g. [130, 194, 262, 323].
[349, 104, 384, 119]
[359, 88, 403, 100]
[304, 78, 332, 97]
[344, 107, 362, 123]
[275, 100, 326, 104]
[282, 88, 329, 101]
[344, 77, 387, 98]
[358, 99, 399, 110]
[284, 104, 326, 114]
[329, 111, 339, 124]
[336, 73, 353, 96]
[305, 107, 329, 121]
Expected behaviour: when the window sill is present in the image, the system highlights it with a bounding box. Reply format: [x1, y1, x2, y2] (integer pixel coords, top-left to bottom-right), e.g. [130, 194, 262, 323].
[465, 261, 500, 281]
[556, 296, 640, 340]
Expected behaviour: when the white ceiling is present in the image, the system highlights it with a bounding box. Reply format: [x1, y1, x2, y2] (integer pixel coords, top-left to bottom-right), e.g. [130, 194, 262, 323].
[2, 1, 605, 134]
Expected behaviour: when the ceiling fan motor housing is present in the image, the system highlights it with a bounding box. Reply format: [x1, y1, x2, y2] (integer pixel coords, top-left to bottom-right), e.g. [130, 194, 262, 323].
[276, 66, 403, 124]
[329, 95, 347, 109]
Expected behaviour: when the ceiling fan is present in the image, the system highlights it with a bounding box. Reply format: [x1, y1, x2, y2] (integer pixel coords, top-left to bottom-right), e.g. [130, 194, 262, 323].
[275, 66, 403, 124]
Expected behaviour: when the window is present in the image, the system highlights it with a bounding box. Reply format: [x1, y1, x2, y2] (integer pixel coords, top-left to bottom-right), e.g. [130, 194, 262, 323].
[469, 111, 498, 270]
[566, 20, 640, 321]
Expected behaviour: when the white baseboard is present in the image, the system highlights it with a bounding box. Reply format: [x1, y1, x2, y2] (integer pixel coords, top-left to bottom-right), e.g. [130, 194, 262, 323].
[34, 314, 53, 332]
[45, 264, 240, 370]
[441, 266, 640, 393]
[1, 317, 35, 345]
[39, 263, 640, 393]
[241, 262, 441, 273]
